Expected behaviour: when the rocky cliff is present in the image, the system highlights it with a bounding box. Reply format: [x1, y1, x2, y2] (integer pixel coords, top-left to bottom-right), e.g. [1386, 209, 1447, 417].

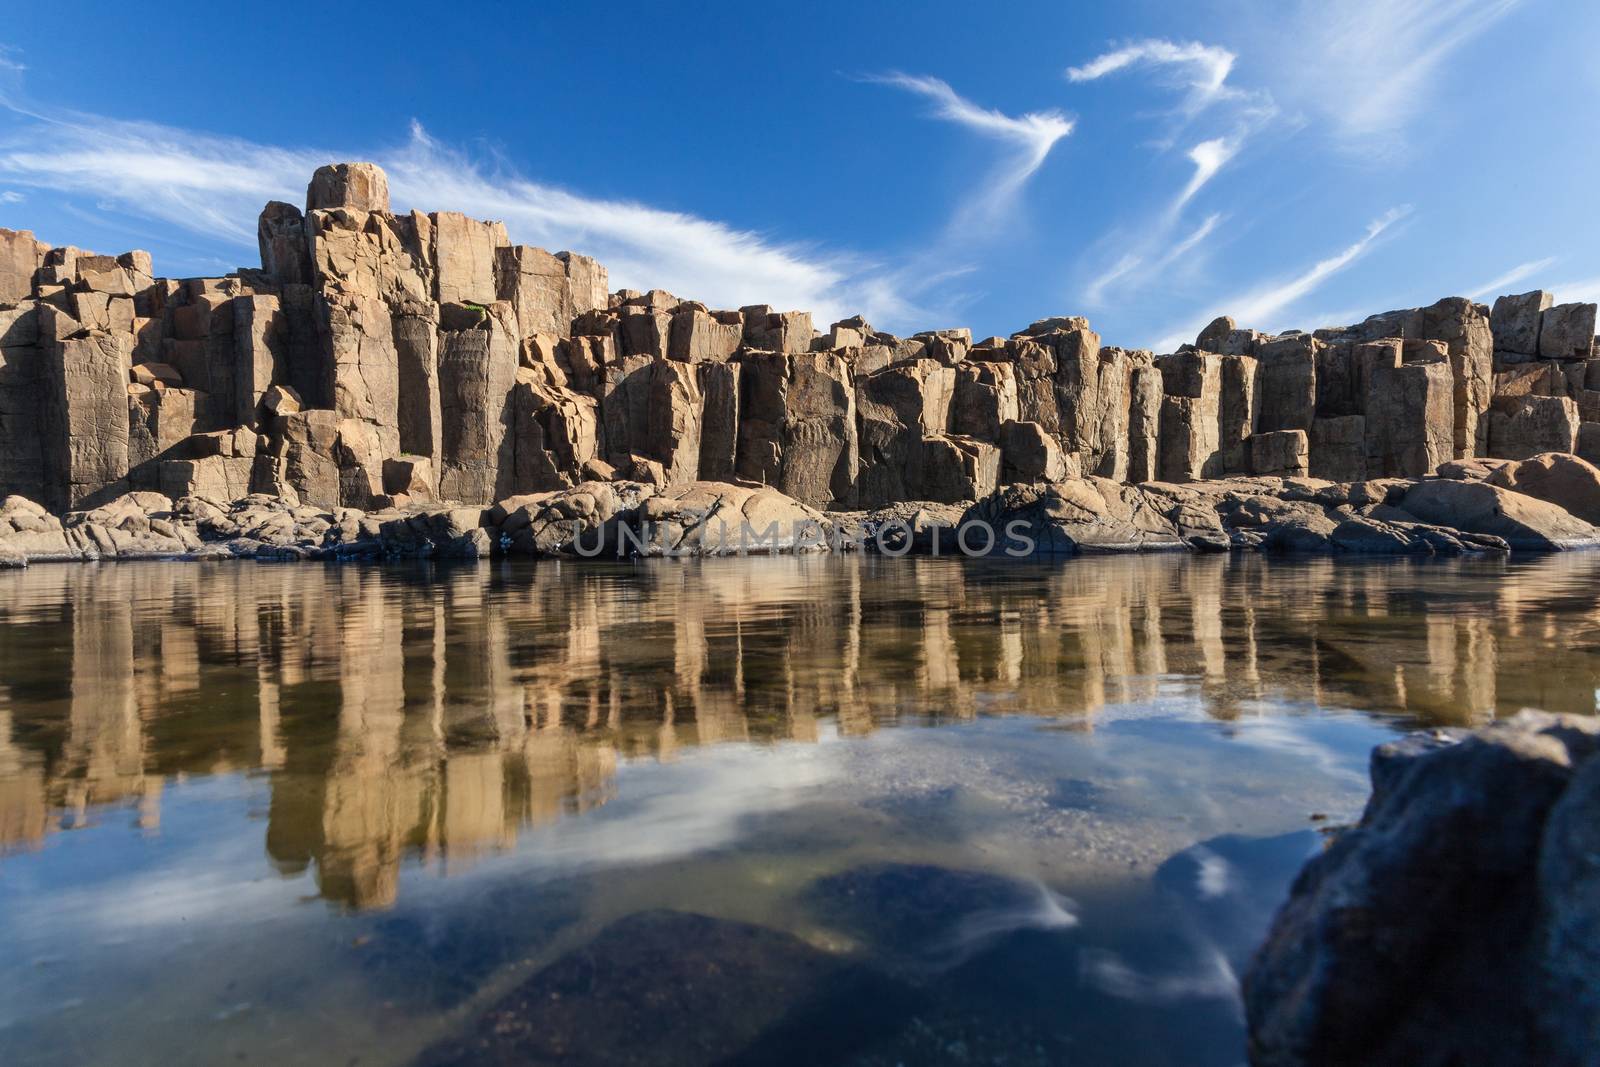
[1, 161, 1597, 526]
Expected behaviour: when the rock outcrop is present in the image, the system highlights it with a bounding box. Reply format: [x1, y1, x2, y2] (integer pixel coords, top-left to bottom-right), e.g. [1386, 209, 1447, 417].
[0, 163, 1597, 555]
[1245, 711, 1600, 1066]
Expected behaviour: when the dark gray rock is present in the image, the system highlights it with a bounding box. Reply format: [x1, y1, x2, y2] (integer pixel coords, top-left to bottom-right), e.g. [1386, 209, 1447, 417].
[1245, 711, 1600, 1066]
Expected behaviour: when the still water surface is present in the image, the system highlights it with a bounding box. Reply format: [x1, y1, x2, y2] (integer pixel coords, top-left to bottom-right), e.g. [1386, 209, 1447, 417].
[0, 554, 1595, 1065]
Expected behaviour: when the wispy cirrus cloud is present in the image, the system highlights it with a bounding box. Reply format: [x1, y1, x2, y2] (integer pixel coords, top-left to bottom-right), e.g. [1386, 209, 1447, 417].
[0, 97, 885, 325]
[1065, 36, 1270, 311]
[1265, 0, 1521, 144]
[1152, 206, 1411, 348]
[859, 73, 1073, 324]
[867, 72, 1072, 231]
[1066, 39, 1239, 113]
[1084, 212, 1224, 309]
[1549, 277, 1600, 307]
[1466, 256, 1558, 300]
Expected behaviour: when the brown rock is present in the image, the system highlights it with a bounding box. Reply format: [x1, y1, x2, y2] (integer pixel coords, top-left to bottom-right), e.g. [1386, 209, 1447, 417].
[431, 212, 505, 307]
[495, 244, 569, 337]
[0, 228, 46, 304]
[306, 162, 390, 214]
[1487, 395, 1579, 461]
[257, 201, 312, 286]
[1491, 290, 1551, 361]
[40, 316, 132, 511]
[1400, 478, 1600, 550]
[950, 361, 1019, 442]
[1310, 415, 1367, 482]
[1250, 429, 1310, 477]
[1364, 343, 1454, 477]
[1254, 334, 1318, 433]
[1539, 303, 1598, 361]
[382, 456, 438, 502]
[999, 419, 1071, 483]
[437, 302, 519, 503]
[1157, 351, 1222, 482]
[669, 307, 742, 362]
[1484, 452, 1600, 526]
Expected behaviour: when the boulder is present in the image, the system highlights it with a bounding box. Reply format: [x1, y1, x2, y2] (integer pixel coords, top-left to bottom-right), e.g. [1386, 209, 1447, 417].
[1539, 302, 1597, 361]
[609, 481, 833, 556]
[306, 162, 390, 214]
[999, 419, 1072, 483]
[382, 455, 437, 502]
[1246, 712, 1600, 1067]
[1488, 395, 1580, 460]
[741, 307, 814, 353]
[1484, 451, 1600, 526]
[1490, 290, 1551, 361]
[1399, 477, 1600, 549]
[268, 409, 343, 507]
[1196, 315, 1234, 352]
[495, 480, 654, 556]
[959, 478, 1185, 555]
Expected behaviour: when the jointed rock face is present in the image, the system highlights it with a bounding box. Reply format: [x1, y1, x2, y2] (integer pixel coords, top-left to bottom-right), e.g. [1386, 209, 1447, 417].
[0, 160, 1597, 552]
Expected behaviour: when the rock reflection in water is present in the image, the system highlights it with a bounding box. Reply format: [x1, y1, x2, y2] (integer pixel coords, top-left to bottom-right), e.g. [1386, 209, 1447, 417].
[0, 553, 1597, 908]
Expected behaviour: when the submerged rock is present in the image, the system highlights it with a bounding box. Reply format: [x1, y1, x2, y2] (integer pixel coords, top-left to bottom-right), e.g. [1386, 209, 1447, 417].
[417, 909, 918, 1067]
[1245, 711, 1600, 1066]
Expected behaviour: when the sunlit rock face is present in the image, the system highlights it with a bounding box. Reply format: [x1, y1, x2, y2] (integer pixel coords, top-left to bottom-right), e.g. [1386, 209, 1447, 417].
[2, 165, 1597, 518]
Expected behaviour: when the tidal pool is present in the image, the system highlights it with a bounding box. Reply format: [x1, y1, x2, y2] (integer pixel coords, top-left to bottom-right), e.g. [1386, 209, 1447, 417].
[0, 553, 1595, 1065]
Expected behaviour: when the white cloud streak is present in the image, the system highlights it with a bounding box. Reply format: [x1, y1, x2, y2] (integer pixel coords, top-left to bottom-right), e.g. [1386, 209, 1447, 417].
[1177, 138, 1238, 207]
[1085, 253, 1144, 307]
[1067, 39, 1238, 110]
[0, 103, 875, 323]
[1152, 207, 1410, 349]
[869, 72, 1072, 230]
[1466, 257, 1558, 300]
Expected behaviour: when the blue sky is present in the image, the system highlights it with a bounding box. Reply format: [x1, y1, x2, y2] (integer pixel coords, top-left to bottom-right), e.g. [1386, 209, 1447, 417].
[0, 0, 1596, 350]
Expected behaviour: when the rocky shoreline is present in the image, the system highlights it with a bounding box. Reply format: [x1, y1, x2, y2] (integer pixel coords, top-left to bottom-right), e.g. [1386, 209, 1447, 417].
[3, 160, 1600, 560]
[4, 448, 1600, 567]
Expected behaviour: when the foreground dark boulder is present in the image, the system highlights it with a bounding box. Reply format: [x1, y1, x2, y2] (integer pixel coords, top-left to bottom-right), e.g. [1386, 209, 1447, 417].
[1244, 711, 1600, 1066]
